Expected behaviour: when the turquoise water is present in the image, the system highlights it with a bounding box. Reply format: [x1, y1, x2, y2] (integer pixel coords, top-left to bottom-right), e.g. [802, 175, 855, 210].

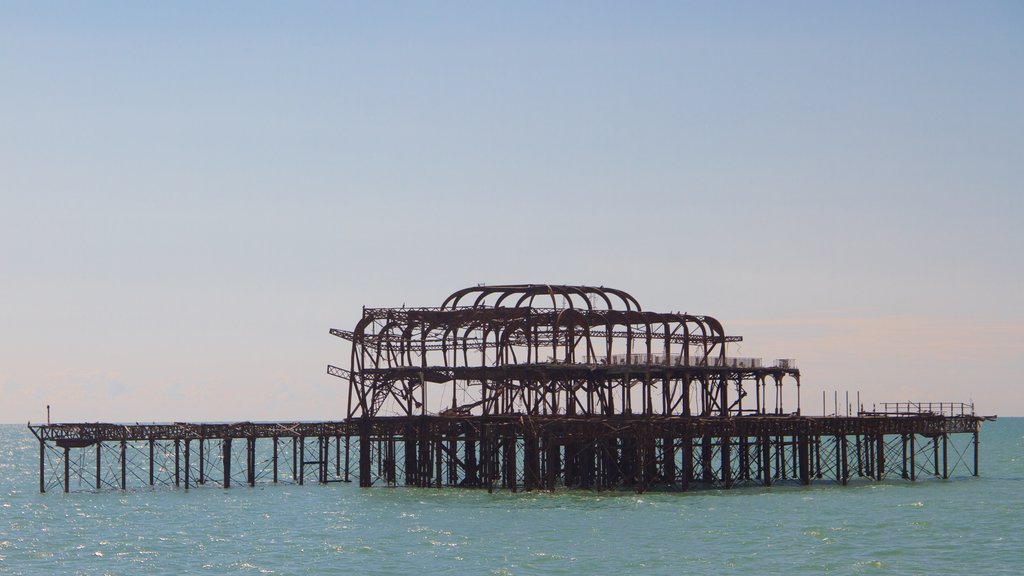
[2, 420, 1022, 575]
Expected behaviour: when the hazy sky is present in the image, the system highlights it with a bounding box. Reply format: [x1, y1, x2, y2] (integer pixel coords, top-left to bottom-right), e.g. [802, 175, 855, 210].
[2, 2, 1021, 423]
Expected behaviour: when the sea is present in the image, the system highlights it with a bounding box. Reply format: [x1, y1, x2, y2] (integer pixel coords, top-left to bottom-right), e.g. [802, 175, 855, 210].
[1, 419, 1022, 575]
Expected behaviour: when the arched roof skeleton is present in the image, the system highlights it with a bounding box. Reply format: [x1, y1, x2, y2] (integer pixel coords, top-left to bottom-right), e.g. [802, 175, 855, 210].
[338, 285, 798, 420]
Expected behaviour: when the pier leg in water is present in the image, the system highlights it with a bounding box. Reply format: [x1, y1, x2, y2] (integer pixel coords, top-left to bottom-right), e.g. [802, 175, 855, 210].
[910, 434, 916, 481]
[761, 434, 772, 487]
[184, 439, 190, 489]
[39, 439, 45, 494]
[942, 433, 949, 479]
[359, 424, 371, 487]
[223, 438, 231, 488]
[249, 437, 257, 487]
[798, 434, 810, 485]
[901, 434, 908, 480]
[876, 434, 885, 481]
[120, 440, 126, 491]
[299, 436, 305, 486]
[973, 430, 979, 477]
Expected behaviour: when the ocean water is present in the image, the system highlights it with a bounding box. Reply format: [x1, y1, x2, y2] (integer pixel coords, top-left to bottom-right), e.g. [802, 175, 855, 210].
[1, 419, 1021, 575]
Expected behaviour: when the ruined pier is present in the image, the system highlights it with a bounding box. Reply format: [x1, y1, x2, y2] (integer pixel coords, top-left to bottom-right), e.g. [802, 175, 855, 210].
[30, 285, 990, 493]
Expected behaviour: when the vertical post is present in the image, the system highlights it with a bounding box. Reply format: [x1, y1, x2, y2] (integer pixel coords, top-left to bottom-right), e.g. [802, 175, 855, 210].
[815, 435, 822, 479]
[199, 438, 205, 485]
[876, 434, 885, 481]
[721, 434, 732, 489]
[973, 429, 979, 477]
[901, 434, 908, 479]
[419, 432, 431, 488]
[436, 437, 444, 489]
[359, 423, 371, 487]
[223, 438, 232, 488]
[701, 434, 713, 484]
[273, 436, 279, 483]
[39, 439, 46, 494]
[855, 434, 863, 477]
[545, 437, 559, 490]
[522, 436, 536, 491]
[840, 435, 849, 485]
[63, 446, 70, 493]
[344, 434, 351, 483]
[293, 436, 299, 483]
[465, 437, 478, 487]
[447, 436, 457, 487]
[96, 443, 102, 490]
[383, 434, 394, 486]
[184, 439, 190, 490]
[776, 435, 785, 480]
[761, 435, 772, 487]
[174, 439, 180, 488]
[299, 436, 305, 485]
[563, 438, 577, 488]
[942, 433, 949, 479]
[120, 440, 126, 491]
[484, 427, 494, 494]
[798, 434, 810, 485]
[148, 439, 155, 486]
[318, 436, 326, 484]
[405, 424, 417, 487]
[681, 434, 692, 491]
[792, 436, 800, 479]
[833, 436, 842, 484]
[299, 435, 307, 485]
[663, 436, 676, 486]
[910, 434, 916, 481]
[738, 436, 749, 481]
[248, 437, 256, 487]
[322, 436, 329, 484]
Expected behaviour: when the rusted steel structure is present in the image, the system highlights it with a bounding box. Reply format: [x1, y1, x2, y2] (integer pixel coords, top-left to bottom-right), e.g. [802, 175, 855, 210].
[333, 284, 796, 420]
[326, 284, 988, 491]
[28, 284, 991, 493]
[28, 422, 351, 493]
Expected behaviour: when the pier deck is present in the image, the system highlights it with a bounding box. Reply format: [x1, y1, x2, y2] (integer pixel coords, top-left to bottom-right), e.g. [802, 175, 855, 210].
[29, 413, 987, 493]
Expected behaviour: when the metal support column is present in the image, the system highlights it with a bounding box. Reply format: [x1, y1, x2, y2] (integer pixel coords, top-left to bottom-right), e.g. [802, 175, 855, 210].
[223, 438, 232, 488]
[39, 439, 46, 494]
[120, 440, 126, 490]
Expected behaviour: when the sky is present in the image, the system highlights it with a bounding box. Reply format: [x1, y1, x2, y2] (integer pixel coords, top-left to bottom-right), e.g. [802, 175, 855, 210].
[1, 1, 1021, 423]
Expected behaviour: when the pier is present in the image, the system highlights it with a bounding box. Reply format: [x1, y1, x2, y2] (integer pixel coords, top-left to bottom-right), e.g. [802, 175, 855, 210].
[29, 285, 991, 493]
[29, 422, 352, 493]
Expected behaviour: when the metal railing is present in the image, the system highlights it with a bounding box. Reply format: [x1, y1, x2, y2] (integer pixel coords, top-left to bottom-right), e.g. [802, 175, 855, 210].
[866, 402, 975, 417]
[608, 353, 795, 369]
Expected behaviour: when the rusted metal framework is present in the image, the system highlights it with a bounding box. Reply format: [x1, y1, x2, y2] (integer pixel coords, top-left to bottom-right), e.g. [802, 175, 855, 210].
[28, 414, 985, 493]
[28, 422, 352, 493]
[324, 284, 989, 491]
[27, 284, 992, 494]
[331, 284, 799, 420]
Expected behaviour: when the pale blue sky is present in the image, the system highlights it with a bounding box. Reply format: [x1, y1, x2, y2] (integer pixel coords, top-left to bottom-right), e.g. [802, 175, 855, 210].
[2, 2, 1021, 422]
